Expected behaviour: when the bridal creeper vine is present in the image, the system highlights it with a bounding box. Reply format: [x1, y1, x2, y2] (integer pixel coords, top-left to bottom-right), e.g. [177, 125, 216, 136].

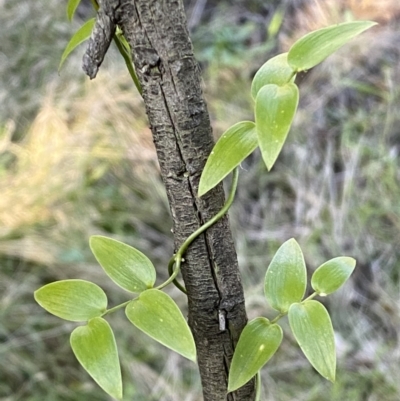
[34, 1, 377, 399]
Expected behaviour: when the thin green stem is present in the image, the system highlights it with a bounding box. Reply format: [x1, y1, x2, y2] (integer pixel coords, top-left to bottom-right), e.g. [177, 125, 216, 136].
[270, 312, 285, 324]
[156, 255, 185, 292]
[179, 168, 239, 257]
[303, 291, 318, 302]
[113, 35, 142, 94]
[255, 370, 262, 401]
[158, 168, 240, 293]
[166, 255, 188, 293]
[101, 299, 132, 317]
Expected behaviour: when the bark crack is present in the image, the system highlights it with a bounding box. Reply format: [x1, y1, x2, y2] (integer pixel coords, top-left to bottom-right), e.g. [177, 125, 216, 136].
[159, 60, 225, 309]
[82, 1, 256, 399]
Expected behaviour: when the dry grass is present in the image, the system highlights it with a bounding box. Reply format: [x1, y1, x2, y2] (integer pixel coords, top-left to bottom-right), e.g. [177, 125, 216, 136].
[284, 0, 400, 36]
[228, 3, 400, 399]
[0, 72, 169, 263]
[0, 71, 179, 400]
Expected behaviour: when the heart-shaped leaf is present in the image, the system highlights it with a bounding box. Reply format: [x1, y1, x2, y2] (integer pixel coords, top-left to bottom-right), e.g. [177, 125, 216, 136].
[288, 300, 336, 382]
[34, 280, 107, 321]
[228, 318, 282, 392]
[311, 257, 356, 295]
[264, 238, 307, 313]
[126, 289, 196, 361]
[288, 21, 377, 72]
[70, 317, 122, 399]
[67, 0, 82, 21]
[90, 236, 156, 293]
[199, 121, 257, 196]
[255, 83, 299, 170]
[251, 53, 295, 100]
[59, 18, 95, 71]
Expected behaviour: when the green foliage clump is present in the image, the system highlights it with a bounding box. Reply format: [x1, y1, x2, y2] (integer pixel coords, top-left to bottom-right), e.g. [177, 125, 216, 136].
[1, 1, 399, 400]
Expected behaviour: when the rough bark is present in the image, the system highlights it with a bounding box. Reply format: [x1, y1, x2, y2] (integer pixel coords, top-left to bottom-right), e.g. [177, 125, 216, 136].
[83, 1, 256, 399]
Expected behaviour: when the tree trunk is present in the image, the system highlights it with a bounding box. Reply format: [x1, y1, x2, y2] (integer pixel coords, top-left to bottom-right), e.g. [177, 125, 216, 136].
[83, 1, 255, 399]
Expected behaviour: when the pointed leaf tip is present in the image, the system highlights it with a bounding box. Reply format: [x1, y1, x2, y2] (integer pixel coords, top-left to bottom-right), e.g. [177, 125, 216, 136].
[90, 235, 156, 293]
[312, 257, 356, 295]
[255, 83, 299, 171]
[59, 18, 95, 72]
[289, 301, 336, 382]
[264, 238, 307, 313]
[70, 317, 123, 399]
[199, 121, 257, 196]
[34, 279, 107, 321]
[67, 0, 82, 21]
[125, 289, 196, 361]
[228, 318, 282, 392]
[288, 21, 377, 72]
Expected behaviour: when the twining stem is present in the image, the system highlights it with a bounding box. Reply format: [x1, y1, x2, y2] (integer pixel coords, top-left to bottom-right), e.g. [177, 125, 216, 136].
[166, 255, 187, 293]
[157, 254, 185, 292]
[179, 168, 239, 256]
[157, 167, 240, 292]
[90, 0, 237, 296]
[102, 168, 240, 314]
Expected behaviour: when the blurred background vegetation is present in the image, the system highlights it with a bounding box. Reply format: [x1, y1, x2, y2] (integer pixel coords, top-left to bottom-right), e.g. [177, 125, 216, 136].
[0, 0, 399, 400]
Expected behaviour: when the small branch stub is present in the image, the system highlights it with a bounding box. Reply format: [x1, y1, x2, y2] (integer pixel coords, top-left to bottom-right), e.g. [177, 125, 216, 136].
[82, 0, 119, 79]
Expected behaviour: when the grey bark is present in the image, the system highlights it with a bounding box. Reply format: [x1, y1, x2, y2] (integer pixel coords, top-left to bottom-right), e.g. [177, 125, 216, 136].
[83, 1, 256, 400]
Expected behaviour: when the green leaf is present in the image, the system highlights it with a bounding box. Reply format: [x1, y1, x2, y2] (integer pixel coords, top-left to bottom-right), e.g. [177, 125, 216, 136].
[67, 0, 82, 21]
[311, 257, 356, 295]
[255, 83, 299, 170]
[288, 300, 336, 382]
[264, 238, 307, 313]
[251, 53, 295, 100]
[59, 18, 95, 72]
[90, 235, 156, 293]
[70, 317, 122, 399]
[288, 21, 377, 72]
[228, 318, 282, 392]
[125, 289, 196, 361]
[34, 279, 107, 321]
[199, 121, 257, 196]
